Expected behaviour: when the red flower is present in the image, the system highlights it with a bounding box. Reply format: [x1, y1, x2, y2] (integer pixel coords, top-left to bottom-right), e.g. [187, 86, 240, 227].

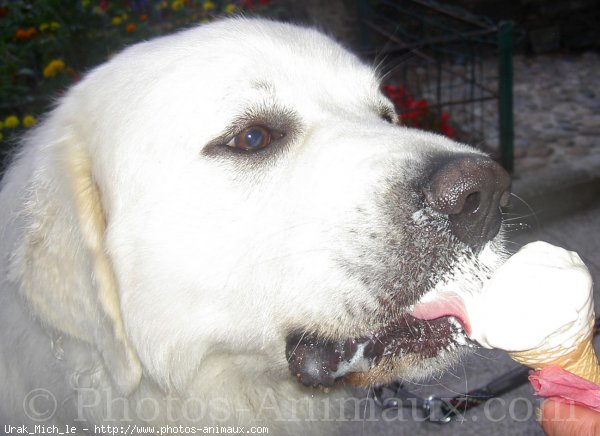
[383, 84, 455, 137]
[0, 7, 8, 18]
[67, 67, 80, 82]
[439, 112, 456, 138]
[241, 0, 269, 9]
[15, 27, 37, 40]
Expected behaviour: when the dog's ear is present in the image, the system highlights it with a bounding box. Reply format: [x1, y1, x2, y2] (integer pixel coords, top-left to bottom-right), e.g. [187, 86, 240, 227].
[11, 132, 142, 395]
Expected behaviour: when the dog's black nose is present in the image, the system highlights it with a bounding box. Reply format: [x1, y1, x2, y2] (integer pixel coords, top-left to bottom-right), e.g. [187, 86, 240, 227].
[424, 155, 511, 248]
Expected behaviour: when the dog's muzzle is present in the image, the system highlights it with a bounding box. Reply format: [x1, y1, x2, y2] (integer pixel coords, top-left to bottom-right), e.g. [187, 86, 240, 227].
[286, 153, 511, 388]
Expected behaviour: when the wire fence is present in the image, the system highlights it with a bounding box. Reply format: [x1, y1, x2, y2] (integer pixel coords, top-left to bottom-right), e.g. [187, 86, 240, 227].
[358, 0, 514, 171]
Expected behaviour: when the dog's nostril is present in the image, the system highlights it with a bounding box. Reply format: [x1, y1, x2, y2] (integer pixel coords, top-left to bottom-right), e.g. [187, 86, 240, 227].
[424, 155, 511, 249]
[462, 192, 481, 214]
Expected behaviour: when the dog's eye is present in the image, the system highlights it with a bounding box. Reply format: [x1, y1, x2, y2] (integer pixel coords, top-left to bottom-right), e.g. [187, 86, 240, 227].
[228, 126, 283, 151]
[381, 111, 397, 124]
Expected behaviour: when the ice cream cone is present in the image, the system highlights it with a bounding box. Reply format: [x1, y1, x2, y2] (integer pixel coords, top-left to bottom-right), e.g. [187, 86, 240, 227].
[509, 317, 600, 385]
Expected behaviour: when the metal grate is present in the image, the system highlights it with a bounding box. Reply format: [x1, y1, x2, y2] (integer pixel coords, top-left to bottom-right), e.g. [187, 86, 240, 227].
[357, 0, 514, 171]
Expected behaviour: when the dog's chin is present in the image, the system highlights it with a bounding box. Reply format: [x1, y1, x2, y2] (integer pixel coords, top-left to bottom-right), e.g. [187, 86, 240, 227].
[286, 313, 470, 389]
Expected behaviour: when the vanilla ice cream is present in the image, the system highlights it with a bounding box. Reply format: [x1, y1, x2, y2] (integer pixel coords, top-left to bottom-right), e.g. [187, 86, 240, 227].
[465, 241, 594, 355]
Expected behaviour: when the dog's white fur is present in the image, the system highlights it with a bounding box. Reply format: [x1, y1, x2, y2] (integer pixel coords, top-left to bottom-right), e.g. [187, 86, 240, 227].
[0, 18, 503, 432]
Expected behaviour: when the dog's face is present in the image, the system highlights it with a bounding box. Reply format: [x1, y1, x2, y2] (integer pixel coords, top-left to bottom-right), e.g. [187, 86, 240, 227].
[45, 19, 509, 393]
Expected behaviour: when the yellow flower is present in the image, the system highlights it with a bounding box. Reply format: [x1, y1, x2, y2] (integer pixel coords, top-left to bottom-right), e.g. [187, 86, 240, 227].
[23, 115, 37, 128]
[203, 1, 215, 11]
[112, 16, 122, 25]
[171, 0, 184, 11]
[43, 59, 65, 78]
[40, 21, 60, 32]
[4, 115, 20, 129]
[81, 0, 91, 6]
[0, 120, 4, 129]
[225, 4, 236, 13]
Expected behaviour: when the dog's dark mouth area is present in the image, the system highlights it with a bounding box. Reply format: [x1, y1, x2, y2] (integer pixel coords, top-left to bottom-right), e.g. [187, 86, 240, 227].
[286, 314, 468, 388]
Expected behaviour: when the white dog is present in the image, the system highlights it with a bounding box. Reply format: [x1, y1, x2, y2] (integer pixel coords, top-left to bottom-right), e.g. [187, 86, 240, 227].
[0, 18, 510, 434]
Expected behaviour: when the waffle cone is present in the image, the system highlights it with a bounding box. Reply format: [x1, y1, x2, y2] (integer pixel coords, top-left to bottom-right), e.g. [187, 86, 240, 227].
[510, 331, 600, 385]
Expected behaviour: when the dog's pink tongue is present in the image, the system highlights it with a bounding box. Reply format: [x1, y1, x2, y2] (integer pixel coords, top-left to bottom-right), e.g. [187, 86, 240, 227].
[409, 293, 471, 335]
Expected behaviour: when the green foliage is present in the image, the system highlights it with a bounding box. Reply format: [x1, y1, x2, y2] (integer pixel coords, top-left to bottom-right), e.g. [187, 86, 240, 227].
[0, 0, 278, 145]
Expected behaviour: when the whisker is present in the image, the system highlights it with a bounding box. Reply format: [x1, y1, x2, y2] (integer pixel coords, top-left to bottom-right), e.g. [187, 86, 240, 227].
[378, 49, 420, 83]
[502, 239, 524, 249]
[509, 192, 540, 230]
[502, 222, 531, 232]
[361, 385, 371, 436]
[501, 211, 537, 219]
[286, 330, 308, 363]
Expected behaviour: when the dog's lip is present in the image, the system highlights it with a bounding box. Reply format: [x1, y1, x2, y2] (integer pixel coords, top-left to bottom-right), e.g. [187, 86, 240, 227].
[286, 314, 467, 388]
[409, 292, 471, 335]
[286, 294, 473, 389]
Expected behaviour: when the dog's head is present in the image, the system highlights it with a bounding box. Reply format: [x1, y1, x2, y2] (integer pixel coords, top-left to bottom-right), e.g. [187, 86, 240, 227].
[12, 18, 509, 395]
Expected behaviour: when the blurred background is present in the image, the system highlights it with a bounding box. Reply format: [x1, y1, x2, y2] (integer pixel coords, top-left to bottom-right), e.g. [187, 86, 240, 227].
[2, 0, 599, 178]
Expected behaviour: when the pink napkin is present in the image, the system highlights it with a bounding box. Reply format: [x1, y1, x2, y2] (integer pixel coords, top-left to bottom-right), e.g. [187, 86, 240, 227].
[529, 366, 600, 412]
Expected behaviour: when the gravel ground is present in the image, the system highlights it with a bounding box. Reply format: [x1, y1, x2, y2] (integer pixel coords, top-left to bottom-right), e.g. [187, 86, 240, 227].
[512, 51, 600, 175]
